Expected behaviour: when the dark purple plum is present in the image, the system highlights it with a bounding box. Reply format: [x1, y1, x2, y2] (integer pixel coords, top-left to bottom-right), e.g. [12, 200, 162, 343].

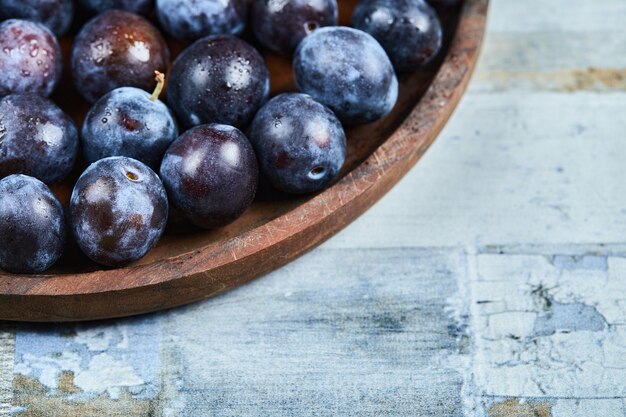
[160, 124, 258, 229]
[0, 94, 78, 183]
[71, 10, 169, 103]
[167, 35, 269, 129]
[293, 26, 398, 125]
[353, 0, 443, 72]
[250, 93, 346, 194]
[81, 75, 178, 170]
[0, 0, 74, 36]
[156, 0, 247, 41]
[70, 157, 168, 267]
[0, 19, 62, 97]
[78, 0, 154, 16]
[251, 0, 338, 56]
[0, 174, 66, 274]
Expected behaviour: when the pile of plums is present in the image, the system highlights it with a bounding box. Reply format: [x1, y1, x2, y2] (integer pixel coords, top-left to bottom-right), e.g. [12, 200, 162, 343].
[0, 0, 453, 273]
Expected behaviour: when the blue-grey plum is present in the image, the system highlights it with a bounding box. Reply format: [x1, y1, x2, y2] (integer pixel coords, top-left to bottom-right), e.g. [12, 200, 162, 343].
[353, 0, 443, 72]
[0, 174, 66, 274]
[156, 0, 247, 41]
[0, 19, 62, 97]
[71, 10, 169, 103]
[293, 26, 398, 125]
[81, 85, 178, 170]
[250, 93, 346, 194]
[167, 35, 269, 129]
[78, 0, 154, 16]
[0, 0, 74, 37]
[251, 0, 338, 56]
[160, 124, 258, 229]
[0, 94, 78, 184]
[70, 157, 168, 267]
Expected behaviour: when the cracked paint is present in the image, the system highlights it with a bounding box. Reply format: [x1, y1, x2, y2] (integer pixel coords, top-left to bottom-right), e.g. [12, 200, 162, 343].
[449, 249, 626, 416]
[534, 301, 607, 336]
[11, 318, 161, 415]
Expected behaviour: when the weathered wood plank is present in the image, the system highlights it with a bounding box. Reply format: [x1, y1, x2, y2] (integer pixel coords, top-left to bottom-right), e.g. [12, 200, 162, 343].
[449, 247, 626, 416]
[159, 248, 466, 416]
[0, 325, 14, 416]
[9, 319, 162, 416]
[325, 91, 626, 250]
[5, 0, 626, 416]
[486, 0, 626, 33]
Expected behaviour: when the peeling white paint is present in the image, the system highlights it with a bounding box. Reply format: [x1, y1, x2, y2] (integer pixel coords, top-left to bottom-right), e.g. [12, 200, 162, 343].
[449, 249, 626, 415]
[73, 353, 144, 399]
[0, 326, 15, 415]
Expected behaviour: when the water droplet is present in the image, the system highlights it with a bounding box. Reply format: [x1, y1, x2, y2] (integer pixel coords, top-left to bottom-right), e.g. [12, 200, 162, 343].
[21, 70, 31, 77]
[101, 118, 108, 123]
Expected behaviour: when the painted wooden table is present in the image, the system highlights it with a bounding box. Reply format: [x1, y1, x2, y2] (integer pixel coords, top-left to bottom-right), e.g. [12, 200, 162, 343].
[2, 0, 626, 415]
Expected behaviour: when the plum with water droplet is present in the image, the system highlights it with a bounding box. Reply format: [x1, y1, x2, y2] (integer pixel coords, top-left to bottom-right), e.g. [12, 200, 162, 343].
[293, 26, 398, 125]
[0, 19, 62, 97]
[0, 174, 66, 274]
[160, 124, 258, 229]
[0, 0, 74, 37]
[0, 94, 78, 183]
[71, 10, 169, 103]
[353, 0, 443, 72]
[250, 93, 346, 193]
[70, 156, 168, 267]
[251, 0, 338, 56]
[167, 35, 269, 129]
[81, 73, 178, 170]
[156, 0, 247, 41]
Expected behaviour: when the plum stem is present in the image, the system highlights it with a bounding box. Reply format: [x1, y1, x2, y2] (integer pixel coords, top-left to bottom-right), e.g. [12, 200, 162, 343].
[150, 71, 165, 101]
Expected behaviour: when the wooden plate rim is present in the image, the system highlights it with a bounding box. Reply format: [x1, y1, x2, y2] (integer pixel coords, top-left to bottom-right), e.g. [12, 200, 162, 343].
[0, 0, 489, 321]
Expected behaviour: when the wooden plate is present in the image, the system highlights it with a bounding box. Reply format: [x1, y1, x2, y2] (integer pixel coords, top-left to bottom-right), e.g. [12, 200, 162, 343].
[0, 0, 489, 321]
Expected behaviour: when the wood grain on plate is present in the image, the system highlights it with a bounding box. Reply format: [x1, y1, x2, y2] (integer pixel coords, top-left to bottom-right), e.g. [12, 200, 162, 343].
[0, 0, 488, 321]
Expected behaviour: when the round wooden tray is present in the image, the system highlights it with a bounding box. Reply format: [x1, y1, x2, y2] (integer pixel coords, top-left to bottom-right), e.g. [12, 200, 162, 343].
[0, 0, 488, 321]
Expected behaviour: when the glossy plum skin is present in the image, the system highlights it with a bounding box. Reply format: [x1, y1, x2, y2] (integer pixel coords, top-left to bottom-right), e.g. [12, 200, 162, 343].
[293, 26, 398, 125]
[0, 94, 78, 184]
[78, 0, 154, 16]
[250, 93, 346, 194]
[156, 0, 247, 41]
[70, 157, 168, 267]
[71, 10, 169, 103]
[0, 19, 62, 98]
[82, 87, 178, 170]
[0, 0, 74, 36]
[167, 35, 269, 129]
[251, 0, 338, 56]
[0, 175, 66, 274]
[160, 124, 258, 229]
[353, 0, 443, 72]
